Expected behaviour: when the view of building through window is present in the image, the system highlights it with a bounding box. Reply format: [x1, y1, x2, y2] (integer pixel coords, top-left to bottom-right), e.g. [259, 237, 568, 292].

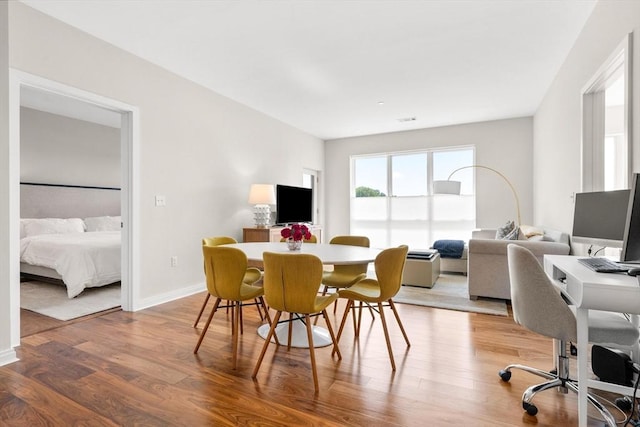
[351, 147, 475, 250]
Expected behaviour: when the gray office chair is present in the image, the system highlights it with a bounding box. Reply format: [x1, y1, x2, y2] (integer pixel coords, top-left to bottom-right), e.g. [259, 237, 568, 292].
[499, 244, 639, 425]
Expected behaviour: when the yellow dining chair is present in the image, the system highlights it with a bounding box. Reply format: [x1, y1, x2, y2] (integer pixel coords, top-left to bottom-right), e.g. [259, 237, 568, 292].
[252, 252, 341, 392]
[194, 246, 271, 369]
[335, 245, 410, 371]
[194, 236, 263, 327]
[321, 235, 370, 313]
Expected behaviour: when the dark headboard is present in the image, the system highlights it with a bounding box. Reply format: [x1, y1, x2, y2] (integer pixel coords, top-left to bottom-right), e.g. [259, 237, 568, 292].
[20, 182, 121, 219]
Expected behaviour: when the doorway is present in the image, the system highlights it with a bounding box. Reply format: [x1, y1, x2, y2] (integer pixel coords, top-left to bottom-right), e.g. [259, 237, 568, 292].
[8, 70, 140, 348]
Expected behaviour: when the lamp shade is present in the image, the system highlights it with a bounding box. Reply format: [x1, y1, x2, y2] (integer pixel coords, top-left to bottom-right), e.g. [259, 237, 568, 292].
[248, 184, 276, 205]
[433, 180, 461, 195]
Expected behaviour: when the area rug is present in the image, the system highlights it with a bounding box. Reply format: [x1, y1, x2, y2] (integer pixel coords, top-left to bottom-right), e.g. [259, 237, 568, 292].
[21, 281, 121, 321]
[394, 274, 508, 316]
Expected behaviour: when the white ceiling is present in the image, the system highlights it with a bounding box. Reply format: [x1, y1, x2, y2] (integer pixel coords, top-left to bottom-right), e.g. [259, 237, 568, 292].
[20, 0, 597, 140]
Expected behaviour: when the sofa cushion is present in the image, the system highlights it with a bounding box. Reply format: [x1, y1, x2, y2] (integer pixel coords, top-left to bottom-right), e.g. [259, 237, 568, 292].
[504, 227, 520, 240]
[520, 225, 544, 238]
[495, 220, 516, 239]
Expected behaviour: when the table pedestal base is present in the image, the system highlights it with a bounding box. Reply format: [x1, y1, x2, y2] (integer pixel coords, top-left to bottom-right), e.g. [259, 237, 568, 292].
[257, 318, 332, 348]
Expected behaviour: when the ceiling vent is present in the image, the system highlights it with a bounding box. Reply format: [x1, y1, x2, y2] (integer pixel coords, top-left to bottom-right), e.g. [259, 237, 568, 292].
[397, 117, 416, 122]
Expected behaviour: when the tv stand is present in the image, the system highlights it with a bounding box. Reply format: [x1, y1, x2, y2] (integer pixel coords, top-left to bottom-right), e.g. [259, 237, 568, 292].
[243, 225, 323, 243]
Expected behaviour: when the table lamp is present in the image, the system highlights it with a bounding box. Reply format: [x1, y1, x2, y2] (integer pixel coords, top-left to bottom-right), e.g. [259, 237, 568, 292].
[248, 184, 276, 228]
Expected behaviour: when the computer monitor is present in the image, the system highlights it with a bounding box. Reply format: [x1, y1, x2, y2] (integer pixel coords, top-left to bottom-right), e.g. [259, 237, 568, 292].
[621, 173, 640, 263]
[571, 189, 630, 249]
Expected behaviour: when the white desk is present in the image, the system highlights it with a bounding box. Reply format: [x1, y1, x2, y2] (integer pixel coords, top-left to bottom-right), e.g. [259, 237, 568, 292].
[225, 242, 382, 348]
[544, 255, 640, 427]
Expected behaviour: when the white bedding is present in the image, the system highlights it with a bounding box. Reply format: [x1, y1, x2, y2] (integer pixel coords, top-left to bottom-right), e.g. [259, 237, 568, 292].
[20, 231, 121, 298]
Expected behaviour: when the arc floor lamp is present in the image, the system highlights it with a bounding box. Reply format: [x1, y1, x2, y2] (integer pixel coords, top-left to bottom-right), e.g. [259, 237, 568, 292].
[433, 165, 521, 226]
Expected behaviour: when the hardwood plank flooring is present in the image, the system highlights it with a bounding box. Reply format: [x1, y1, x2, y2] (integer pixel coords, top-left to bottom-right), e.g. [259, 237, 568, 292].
[20, 308, 123, 337]
[1, 293, 629, 426]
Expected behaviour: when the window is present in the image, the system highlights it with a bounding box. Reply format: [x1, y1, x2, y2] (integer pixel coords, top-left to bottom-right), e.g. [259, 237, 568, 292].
[351, 147, 475, 249]
[582, 34, 631, 192]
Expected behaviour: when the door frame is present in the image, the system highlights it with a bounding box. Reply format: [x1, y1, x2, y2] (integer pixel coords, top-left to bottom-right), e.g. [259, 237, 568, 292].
[581, 33, 633, 192]
[8, 69, 140, 348]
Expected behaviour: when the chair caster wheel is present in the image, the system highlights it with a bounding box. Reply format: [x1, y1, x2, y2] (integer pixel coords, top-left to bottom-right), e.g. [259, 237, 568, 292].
[499, 369, 511, 382]
[523, 402, 538, 416]
[615, 396, 632, 411]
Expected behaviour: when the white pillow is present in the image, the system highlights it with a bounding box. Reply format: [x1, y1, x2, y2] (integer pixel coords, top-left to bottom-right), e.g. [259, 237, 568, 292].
[84, 216, 121, 232]
[23, 218, 85, 237]
[520, 225, 544, 238]
[20, 219, 35, 239]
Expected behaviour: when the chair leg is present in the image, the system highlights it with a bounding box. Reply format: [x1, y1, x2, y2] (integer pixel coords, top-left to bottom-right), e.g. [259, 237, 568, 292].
[335, 299, 353, 349]
[304, 313, 320, 392]
[193, 293, 211, 327]
[194, 297, 221, 353]
[258, 296, 271, 324]
[355, 302, 365, 337]
[230, 304, 235, 336]
[287, 313, 294, 350]
[239, 303, 244, 335]
[322, 309, 341, 360]
[254, 298, 264, 321]
[252, 311, 282, 380]
[377, 302, 396, 371]
[388, 299, 410, 347]
[313, 285, 329, 325]
[232, 301, 240, 369]
[258, 297, 279, 346]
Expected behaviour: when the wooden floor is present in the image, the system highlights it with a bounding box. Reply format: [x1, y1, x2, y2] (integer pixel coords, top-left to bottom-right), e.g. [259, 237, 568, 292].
[1, 293, 627, 426]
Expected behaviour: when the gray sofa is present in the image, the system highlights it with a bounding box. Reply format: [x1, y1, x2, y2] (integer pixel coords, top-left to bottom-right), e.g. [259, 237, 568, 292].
[467, 227, 571, 300]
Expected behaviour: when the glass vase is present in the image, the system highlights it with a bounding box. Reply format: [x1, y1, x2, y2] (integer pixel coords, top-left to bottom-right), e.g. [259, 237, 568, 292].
[286, 238, 303, 251]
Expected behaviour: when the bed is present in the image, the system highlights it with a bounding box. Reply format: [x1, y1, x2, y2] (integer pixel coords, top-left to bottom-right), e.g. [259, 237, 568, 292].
[20, 183, 122, 298]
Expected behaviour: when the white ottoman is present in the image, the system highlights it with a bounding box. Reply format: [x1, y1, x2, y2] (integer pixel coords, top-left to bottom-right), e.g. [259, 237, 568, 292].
[439, 244, 468, 275]
[403, 253, 440, 288]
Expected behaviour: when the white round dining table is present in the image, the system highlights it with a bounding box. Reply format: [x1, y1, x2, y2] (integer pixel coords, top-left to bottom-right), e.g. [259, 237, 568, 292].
[224, 242, 382, 265]
[224, 241, 383, 348]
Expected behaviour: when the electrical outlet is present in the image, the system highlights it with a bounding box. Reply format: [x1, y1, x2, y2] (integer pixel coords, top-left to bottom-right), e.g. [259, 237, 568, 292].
[170, 256, 178, 267]
[155, 195, 166, 207]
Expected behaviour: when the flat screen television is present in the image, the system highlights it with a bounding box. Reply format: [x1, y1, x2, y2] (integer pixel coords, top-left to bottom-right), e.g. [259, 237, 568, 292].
[275, 184, 313, 225]
[621, 173, 640, 263]
[571, 188, 630, 249]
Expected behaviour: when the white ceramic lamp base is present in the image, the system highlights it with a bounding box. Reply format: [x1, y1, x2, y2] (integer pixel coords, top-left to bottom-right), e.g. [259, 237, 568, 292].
[253, 204, 271, 228]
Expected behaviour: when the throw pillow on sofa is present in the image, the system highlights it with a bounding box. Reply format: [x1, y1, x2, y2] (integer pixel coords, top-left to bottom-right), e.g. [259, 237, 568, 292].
[496, 220, 516, 239]
[520, 225, 544, 238]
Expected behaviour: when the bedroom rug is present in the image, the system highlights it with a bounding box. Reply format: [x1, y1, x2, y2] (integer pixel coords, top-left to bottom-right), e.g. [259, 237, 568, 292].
[394, 274, 509, 316]
[21, 281, 121, 321]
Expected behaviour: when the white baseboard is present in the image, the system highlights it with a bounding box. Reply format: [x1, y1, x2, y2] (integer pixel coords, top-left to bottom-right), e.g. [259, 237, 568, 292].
[132, 281, 205, 312]
[0, 348, 18, 366]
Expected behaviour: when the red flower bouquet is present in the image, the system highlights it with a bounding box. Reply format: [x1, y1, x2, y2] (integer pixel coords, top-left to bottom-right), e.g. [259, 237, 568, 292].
[281, 223, 311, 241]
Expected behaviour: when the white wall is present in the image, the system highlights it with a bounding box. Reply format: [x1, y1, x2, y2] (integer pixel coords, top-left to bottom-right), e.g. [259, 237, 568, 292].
[324, 117, 533, 239]
[2, 2, 323, 330]
[533, 1, 640, 237]
[20, 107, 121, 187]
[0, 0, 18, 365]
